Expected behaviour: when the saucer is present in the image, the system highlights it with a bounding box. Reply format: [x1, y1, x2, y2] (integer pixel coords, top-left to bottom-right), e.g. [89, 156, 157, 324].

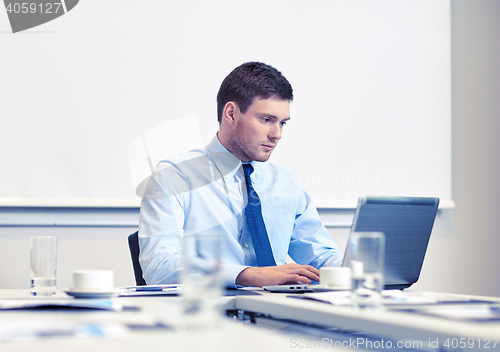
[312, 284, 351, 292]
[64, 288, 121, 299]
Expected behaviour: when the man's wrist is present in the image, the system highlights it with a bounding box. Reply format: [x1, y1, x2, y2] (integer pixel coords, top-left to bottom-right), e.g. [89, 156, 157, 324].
[235, 266, 257, 286]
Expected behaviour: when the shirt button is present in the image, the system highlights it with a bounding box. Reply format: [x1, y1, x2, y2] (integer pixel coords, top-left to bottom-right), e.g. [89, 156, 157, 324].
[244, 243, 249, 248]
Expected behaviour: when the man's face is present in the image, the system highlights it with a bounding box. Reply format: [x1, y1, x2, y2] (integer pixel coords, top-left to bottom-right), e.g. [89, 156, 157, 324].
[230, 97, 290, 162]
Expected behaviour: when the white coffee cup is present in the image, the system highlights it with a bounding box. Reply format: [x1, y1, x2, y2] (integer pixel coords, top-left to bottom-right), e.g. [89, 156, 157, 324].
[320, 267, 352, 288]
[73, 270, 114, 292]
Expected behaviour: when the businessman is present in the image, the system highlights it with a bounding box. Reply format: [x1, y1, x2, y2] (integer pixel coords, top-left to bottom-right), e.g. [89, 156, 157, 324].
[138, 62, 342, 287]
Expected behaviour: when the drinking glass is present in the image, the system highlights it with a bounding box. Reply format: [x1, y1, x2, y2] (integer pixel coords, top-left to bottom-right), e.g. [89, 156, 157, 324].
[180, 234, 223, 329]
[30, 236, 57, 296]
[348, 232, 385, 309]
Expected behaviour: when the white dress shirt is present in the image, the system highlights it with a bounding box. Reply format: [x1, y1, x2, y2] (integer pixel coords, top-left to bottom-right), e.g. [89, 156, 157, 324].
[138, 135, 342, 286]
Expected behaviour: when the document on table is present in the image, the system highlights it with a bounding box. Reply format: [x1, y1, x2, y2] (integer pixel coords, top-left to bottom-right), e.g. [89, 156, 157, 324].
[0, 299, 123, 311]
[119, 284, 183, 296]
[287, 290, 468, 306]
[0, 298, 170, 341]
[287, 290, 500, 321]
[0, 320, 129, 341]
[401, 304, 500, 322]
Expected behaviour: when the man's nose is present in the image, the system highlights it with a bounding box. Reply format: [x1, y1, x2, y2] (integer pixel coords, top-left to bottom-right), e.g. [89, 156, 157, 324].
[269, 124, 282, 141]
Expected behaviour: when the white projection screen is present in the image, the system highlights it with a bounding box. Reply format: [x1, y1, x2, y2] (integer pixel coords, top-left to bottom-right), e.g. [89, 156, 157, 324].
[0, 0, 451, 208]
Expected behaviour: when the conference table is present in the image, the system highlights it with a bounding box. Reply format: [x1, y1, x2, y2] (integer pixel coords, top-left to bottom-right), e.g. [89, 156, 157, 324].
[0, 288, 499, 352]
[0, 289, 297, 352]
[235, 290, 500, 351]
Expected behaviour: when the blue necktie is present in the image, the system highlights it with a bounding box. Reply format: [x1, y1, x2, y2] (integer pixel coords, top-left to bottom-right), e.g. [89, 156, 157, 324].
[243, 164, 276, 267]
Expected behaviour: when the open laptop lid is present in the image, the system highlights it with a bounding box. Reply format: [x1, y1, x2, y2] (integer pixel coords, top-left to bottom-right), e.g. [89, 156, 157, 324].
[343, 196, 439, 290]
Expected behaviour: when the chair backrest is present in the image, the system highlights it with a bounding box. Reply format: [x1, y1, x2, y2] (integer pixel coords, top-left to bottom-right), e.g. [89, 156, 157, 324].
[128, 231, 147, 286]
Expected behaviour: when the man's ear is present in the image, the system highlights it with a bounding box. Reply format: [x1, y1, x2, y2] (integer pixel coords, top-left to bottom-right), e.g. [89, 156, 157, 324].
[222, 101, 239, 126]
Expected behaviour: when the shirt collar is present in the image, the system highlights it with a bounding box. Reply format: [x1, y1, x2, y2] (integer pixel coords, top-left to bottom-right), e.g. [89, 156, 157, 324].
[207, 135, 242, 180]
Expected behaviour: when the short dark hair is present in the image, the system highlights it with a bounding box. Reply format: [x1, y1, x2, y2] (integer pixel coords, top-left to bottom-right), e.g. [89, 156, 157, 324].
[216, 62, 293, 123]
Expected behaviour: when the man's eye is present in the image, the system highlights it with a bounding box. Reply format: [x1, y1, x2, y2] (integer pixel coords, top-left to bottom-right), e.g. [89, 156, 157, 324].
[280, 121, 287, 126]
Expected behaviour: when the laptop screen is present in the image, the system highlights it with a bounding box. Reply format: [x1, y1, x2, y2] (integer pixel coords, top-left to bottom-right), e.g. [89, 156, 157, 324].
[343, 196, 439, 290]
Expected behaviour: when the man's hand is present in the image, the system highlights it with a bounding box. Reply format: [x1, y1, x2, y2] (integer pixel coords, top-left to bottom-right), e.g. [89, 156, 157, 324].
[235, 263, 320, 287]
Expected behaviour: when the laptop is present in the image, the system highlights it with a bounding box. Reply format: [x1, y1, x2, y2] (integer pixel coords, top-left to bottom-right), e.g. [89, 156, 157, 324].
[263, 195, 439, 292]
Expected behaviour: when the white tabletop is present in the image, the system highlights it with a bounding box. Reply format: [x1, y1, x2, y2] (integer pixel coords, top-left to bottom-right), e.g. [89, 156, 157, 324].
[0, 289, 300, 352]
[234, 290, 500, 345]
[2, 289, 500, 352]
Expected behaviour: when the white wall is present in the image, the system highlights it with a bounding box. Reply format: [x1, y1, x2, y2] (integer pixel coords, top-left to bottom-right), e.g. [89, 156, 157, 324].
[0, 226, 136, 289]
[446, 0, 500, 296]
[365, 0, 500, 297]
[0, 0, 452, 208]
[333, 1, 500, 298]
[393, 0, 500, 296]
[1, 0, 500, 296]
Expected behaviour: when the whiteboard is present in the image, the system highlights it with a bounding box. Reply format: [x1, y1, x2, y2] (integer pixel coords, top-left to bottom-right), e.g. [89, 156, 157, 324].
[0, 0, 451, 208]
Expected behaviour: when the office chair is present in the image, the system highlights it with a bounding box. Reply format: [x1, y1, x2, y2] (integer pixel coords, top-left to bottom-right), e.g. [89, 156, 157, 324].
[128, 231, 147, 286]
